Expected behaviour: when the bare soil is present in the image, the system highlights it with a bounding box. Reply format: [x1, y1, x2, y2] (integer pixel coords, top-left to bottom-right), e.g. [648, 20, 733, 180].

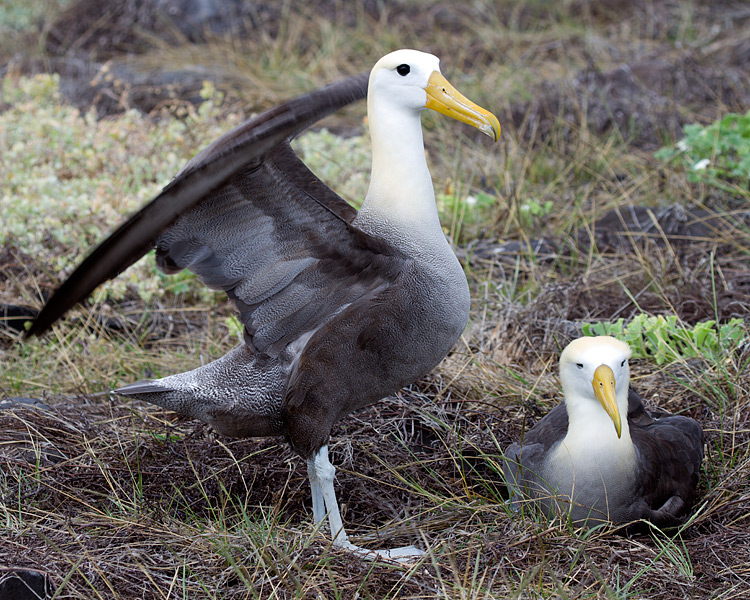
[2, 1, 749, 598]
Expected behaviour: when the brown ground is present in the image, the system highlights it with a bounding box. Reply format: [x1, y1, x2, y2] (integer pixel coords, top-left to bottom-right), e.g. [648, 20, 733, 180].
[1, 1, 750, 598]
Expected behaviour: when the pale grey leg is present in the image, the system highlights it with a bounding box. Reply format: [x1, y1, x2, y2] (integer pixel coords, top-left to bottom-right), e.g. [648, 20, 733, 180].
[306, 456, 325, 524]
[311, 445, 425, 562]
[313, 445, 351, 545]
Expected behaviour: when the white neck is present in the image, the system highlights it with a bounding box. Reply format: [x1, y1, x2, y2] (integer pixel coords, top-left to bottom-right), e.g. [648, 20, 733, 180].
[557, 387, 635, 466]
[354, 94, 444, 247]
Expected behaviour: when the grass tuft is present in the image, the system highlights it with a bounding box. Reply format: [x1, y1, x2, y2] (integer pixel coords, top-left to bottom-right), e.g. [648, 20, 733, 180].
[2, 1, 750, 598]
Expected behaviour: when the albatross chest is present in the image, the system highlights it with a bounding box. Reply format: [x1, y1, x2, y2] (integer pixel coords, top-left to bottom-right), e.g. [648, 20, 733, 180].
[540, 431, 638, 525]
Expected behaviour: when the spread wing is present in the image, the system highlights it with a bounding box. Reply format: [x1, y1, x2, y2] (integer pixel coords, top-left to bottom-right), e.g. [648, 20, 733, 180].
[28, 72, 371, 338]
[153, 139, 406, 356]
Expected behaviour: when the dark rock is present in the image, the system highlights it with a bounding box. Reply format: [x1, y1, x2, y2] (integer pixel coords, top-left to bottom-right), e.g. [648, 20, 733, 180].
[458, 237, 558, 264]
[586, 204, 750, 249]
[44, 0, 275, 59]
[0, 397, 52, 412]
[0, 569, 53, 600]
[511, 58, 750, 149]
[0, 305, 37, 335]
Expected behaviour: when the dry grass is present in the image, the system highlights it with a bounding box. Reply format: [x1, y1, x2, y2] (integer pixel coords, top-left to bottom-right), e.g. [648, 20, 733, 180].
[2, 0, 750, 598]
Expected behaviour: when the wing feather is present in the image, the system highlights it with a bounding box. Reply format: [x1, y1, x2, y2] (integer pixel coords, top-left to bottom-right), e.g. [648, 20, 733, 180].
[149, 139, 405, 355]
[629, 389, 703, 523]
[517, 402, 568, 450]
[28, 72, 369, 337]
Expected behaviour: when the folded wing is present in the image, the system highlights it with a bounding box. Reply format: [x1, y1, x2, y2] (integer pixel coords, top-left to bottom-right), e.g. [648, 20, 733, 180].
[628, 389, 704, 524]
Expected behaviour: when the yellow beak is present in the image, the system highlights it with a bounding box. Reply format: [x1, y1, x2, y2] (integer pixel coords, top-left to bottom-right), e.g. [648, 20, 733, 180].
[592, 364, 622, 438]
[425, 71, 500, 141]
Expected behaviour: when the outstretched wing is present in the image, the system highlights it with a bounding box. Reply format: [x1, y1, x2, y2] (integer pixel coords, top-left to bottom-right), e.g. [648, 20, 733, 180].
[153, 139, 406, 356]
[28, 72, 370, 337]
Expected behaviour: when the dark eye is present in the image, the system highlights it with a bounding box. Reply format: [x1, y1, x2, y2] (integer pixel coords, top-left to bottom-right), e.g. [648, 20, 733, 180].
[396, 64, 410, 76]
[621, 359, 627, 367]
[576, 363, 583, 369]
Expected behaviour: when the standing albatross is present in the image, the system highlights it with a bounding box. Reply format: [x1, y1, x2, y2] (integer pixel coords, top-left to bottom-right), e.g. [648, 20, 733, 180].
[504, 336, 703, 528]
[27, 50, 500, 560]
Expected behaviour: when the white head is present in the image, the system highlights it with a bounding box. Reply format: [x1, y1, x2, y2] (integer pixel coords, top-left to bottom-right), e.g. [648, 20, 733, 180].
[367, 49, 500, 139]
[358, 50, 499, 236]
[559, 336, 632, 438]
[369, 50, 440, 113]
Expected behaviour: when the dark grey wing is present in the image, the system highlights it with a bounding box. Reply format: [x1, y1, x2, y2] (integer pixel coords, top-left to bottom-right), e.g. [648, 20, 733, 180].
[503, 402, 568, 500]
[503, 440, 548, 505]
[154, 139, 406, 356]
[627, 386, 655, 426]
[504, 394, 645, 485]
[627, 386, 677, 425]
[28, 72, 369, 337]
[629, 388, 704, 525]
[516, 389, 663, 451]
[519, 402, 569, 450]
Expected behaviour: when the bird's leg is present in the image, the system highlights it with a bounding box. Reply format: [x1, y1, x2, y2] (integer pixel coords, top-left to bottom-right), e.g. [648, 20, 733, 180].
[311, 445, 425, 562]
[306, 457, 326, 524]
[312, 445, 351, 546]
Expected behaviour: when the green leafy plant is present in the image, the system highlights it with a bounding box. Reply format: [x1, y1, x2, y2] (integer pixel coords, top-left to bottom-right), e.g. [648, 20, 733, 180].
[436, 189, 496, 236]
[0, 0, 68, 30]
[518, 197, 554, 230]
[582, 314, 746, 365]
[655, 110, 750, 191]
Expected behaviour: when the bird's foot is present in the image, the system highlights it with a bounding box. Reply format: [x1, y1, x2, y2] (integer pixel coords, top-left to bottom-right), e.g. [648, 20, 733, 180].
[372, 544, 425, 562]
[309, 446, 425, 564]
[335, 539, 425, 563]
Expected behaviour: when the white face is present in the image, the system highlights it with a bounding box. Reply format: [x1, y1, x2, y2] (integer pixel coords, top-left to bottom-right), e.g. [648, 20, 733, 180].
[559, 336, 631, 400]
[369, 49, 440, 110]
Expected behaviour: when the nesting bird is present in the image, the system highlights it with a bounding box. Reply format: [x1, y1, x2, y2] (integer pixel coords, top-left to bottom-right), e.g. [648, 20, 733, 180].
[28, 50, 500, 560]
[504, 336, 703, 528]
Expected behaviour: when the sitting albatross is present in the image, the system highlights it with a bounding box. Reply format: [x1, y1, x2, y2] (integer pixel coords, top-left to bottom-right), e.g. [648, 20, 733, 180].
[503, 336, 703, 528]
[27, 50, 500, 560]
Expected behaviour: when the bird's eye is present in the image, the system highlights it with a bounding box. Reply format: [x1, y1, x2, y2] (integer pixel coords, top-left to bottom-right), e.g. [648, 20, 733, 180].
[576, 363, 583, 369]
[396, 64, 410, 76]
[621, 359, 627, 367]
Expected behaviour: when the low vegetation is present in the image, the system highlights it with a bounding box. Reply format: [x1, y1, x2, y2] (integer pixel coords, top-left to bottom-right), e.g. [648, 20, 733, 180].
[1, 1, 749, 599]
[655, 110, 750, 198]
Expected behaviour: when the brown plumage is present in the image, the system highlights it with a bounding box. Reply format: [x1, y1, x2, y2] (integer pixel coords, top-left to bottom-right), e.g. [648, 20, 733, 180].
[504, 336, 703, 528]
[28, 50, 500, 560]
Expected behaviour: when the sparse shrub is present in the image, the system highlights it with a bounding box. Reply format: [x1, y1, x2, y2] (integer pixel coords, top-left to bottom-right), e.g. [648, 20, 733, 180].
[291, 128, 370, 206]
[655, 110, 750, 193]
[517, 197, 553, 230]
[0, 0, 67, 30]
[0, 75, 238, 305]
[582, 314, 746, 365]
[436, 189, 496, 240]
